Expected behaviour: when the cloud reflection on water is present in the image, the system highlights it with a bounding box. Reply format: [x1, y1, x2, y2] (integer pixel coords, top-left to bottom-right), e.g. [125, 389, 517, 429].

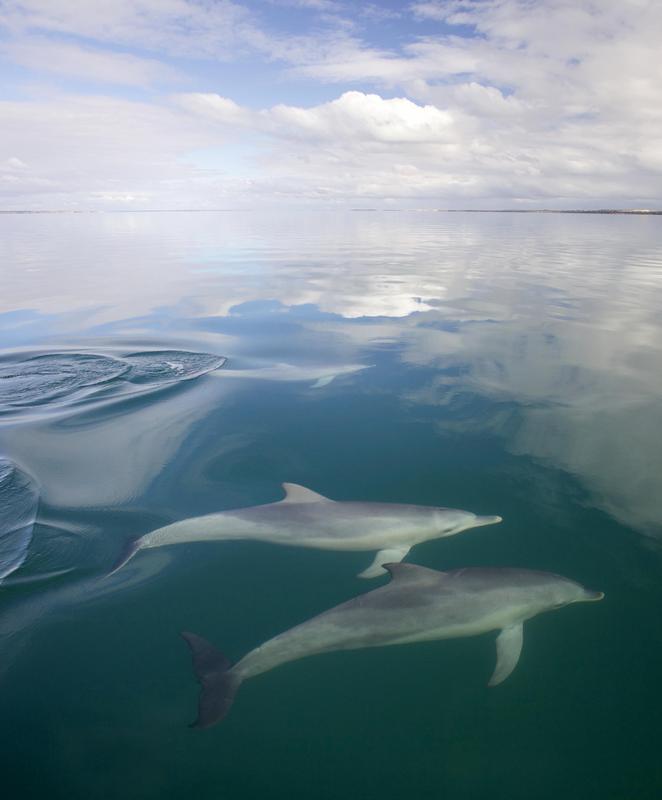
[1, 210, 662, 542]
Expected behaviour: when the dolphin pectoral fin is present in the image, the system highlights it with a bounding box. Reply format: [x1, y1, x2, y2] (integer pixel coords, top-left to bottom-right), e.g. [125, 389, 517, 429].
[489, 623, 524, 686]
[181, 632, 241, 729]
[311, 375, 335, 388]
[357, 546, 411, 579]
[280, 483, 331, 504]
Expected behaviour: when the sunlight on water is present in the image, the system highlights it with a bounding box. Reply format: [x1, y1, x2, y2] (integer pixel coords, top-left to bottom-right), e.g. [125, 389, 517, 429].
[1, 211, 661, 800]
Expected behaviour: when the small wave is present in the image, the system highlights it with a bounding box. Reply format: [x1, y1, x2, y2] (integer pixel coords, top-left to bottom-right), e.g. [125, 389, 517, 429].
[122, 350, 227, 384]
[0, 353, 129, 408]
[0, 458, 39, 582]
[0, 349, 226, 413]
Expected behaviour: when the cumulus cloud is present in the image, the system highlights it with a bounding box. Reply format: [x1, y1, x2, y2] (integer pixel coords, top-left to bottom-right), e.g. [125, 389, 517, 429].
[181, 91, 458, 143]
[176, 86, 661, 204]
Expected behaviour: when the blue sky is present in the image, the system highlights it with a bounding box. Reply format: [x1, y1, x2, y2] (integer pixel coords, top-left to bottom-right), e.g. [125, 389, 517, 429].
[1, 0, 660, 209]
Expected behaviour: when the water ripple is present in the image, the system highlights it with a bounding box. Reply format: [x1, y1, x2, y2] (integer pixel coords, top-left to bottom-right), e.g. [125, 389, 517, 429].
[0, 458, 39, 582]
[0, 349, 226, 415]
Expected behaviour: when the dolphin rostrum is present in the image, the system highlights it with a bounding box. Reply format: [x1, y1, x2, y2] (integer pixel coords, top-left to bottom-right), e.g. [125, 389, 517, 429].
[108, 483, 502, 578]
[182, 564, 604, 728]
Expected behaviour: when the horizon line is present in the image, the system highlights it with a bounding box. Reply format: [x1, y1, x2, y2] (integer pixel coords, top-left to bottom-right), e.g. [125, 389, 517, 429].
[0, 208, 660, 215]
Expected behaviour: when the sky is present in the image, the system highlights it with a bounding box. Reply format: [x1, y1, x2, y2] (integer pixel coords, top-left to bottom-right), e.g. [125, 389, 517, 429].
[0, 0, 660, 210]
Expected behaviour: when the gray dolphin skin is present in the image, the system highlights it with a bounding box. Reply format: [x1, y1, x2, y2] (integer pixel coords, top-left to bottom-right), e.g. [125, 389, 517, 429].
[108, 483, 502, 578]
[182, 563, 604, 728]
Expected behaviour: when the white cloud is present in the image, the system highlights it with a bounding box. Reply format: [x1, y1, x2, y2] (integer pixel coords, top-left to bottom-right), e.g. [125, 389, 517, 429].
[271, 92, 457, 142]
[0, 0, 255, 59]
[0, 0, 362, 66]
[176, 86, 662, 204]
[181, 90, 458, 143]
[0, 94, 228, 208]
[2, 38, 183, 87]
[2, 79, 661, 209]
[5, 156, 28, 169]
[267, 0, 343, 10]
[0, 0, 661, 207]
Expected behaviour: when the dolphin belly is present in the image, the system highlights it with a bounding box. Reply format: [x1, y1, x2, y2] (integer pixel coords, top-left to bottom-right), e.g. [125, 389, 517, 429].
[223, 506, 428, 551]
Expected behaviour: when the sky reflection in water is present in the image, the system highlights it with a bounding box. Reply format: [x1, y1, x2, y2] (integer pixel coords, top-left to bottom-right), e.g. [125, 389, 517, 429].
[2, 210, 660, 542]
[2, 210, 662, 799]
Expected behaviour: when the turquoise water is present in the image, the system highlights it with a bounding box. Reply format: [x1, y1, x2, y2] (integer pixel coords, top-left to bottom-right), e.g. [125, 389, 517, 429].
[1, 211, 661, 799]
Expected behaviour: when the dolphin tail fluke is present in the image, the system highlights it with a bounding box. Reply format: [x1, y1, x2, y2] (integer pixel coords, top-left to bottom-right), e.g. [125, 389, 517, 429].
[181, 631, 241, 729]
[106, 538, 142, 577]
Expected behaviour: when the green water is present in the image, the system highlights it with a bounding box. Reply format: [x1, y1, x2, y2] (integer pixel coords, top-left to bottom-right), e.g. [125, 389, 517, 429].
[1, 211, 661, 799]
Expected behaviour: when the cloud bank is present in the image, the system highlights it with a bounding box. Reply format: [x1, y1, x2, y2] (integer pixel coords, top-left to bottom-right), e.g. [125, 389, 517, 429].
[0, 0, 660, 208]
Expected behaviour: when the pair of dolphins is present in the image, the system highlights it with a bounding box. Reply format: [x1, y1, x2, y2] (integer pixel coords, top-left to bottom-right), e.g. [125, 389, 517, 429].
[110, 482, 604, 729]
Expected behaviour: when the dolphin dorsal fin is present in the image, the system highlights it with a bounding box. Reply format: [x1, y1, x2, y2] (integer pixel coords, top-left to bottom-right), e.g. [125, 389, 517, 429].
[384, 563, 442, 582]
[280, 483, 331, 504]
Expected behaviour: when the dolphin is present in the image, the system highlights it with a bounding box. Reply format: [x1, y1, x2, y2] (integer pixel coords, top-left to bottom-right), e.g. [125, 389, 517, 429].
[212, 362, 371, 388]
[108, 483, 502, 578]
[182, 563, 604, 728]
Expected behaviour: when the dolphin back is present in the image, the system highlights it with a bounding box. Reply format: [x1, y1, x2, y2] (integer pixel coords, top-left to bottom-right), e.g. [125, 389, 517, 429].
[181, 632, 241, 728]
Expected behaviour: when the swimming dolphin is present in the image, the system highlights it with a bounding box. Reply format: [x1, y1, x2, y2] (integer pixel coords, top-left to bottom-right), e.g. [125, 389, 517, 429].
[212, 361, 370, 388]
[182, 563, 604, 728]
[108, 483, 502, 578]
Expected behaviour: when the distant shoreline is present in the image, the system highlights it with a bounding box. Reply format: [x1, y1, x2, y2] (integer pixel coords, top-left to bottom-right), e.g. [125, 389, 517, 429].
[1, 208, 660, 215]
[355, 208, 662, 215]
[444, 209, 662, 215]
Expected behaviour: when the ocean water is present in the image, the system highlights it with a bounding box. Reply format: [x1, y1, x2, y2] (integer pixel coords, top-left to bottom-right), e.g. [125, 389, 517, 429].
[1, 210, 661, 799]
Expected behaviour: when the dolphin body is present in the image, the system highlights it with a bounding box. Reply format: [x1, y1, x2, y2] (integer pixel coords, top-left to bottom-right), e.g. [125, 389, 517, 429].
[109, 483, 502, 578]
[182, 563, 604, 728]
[212, 362, 370, 388]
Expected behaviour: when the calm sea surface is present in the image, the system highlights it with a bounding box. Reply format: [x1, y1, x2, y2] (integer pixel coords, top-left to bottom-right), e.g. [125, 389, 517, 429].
[1, 211, 661, 799]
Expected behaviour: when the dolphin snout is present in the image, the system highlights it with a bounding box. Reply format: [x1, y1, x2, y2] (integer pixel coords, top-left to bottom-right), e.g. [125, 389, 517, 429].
[584, 590, 605, 602]
[474, 515, 502, 527]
